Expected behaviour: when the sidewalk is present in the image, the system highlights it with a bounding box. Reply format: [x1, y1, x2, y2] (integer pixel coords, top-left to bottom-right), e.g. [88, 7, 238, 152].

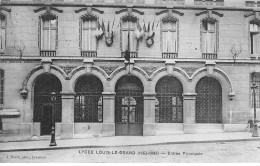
[0, 132, 260, 152]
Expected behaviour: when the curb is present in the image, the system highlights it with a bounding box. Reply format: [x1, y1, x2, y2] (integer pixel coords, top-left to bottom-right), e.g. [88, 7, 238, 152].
[0, 138, 260, 152]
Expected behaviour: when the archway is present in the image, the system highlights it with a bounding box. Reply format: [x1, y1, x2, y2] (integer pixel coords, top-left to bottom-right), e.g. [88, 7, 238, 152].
[155, 76, 183, 123]
[115, 75, 144, 136]
[195, 77, 222, 123]
[34, 74, 62, 135]
[74, 75, 103, 123]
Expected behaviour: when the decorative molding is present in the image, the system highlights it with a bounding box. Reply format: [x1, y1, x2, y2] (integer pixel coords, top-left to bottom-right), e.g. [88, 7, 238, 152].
[34, 5, 63, 13]
[0, 6, 11, 13]
[156, 9, 184, 16]
[75, 7, 104, 14]
[181, 66, 199, 77]
[115, 7, 144, 15]
[80, 13, 97, 21]
[195, 9, 223, 18]
[59, 66, 77, 76]
[121, 14, 138, 22]
[141, 66, 158, 77]
[161, 15, 178, 23]
[99, 65, 119, 76]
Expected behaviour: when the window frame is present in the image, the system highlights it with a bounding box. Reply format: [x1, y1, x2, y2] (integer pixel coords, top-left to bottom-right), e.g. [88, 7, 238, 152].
[39, 13, 58, 51]
[200, 18, 219, 54]
[80, 15, 98, 52]
[160, 16, 179, 53]
[120, 15, 139, 53]
[249, 20, 260, 56]
[0, 13, 7, 53]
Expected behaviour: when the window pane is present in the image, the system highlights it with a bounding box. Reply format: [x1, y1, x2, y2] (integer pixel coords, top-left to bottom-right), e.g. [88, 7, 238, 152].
[50, 19, 57, 28]
[50, 29, 56, 50]
[162, 31, 167, 52]
[122, 30, 128, 51]
[0, 28, 5, 50]
[130, 30, 136, 51]
[42, 29, 49, 49]
[122, 21, 128, 29]
[202, 32, 207, 52]
[208, 22, 215, 31]
[42, 19, 50, 28]
[90, 29, 96, 50]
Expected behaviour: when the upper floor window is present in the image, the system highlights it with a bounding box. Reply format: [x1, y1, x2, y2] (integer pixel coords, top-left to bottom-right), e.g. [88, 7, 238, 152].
[39, 14, 57, 56]
[80, 18, 97, 51]
[201, 19, 218, 59]
[0, 69, 4, 110]
[121, 16, 138, 58]
[250, 21, 260, 55]
[0, 14, 6, 53]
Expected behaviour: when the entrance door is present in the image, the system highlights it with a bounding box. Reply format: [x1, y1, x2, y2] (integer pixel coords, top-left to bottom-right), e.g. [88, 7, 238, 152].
[41, 105, 53, 135]
[115, 76, 144, 136]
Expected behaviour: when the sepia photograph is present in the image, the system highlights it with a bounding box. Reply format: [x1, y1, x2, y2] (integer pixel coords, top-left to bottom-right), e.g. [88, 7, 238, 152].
[0, 0, 260, 163]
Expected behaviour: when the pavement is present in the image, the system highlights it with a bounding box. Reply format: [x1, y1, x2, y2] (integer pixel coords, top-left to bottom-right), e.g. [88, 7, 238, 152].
[0, 131, 260, 152]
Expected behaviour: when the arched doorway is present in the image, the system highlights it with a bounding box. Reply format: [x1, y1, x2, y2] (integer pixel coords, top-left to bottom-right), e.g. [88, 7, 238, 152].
[74, 75, 103, 123]
[115, 75, 144, 136]
[195, 77, 222, 123]
[34, 74, 62, 135]
[155, 76, 183, 123]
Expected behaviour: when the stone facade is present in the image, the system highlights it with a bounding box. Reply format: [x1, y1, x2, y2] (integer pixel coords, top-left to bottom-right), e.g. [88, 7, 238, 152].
[0, 0, 259, 141]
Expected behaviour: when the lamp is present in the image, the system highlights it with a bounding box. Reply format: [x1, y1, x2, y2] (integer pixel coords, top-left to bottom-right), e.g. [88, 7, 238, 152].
[49, 91, 57, 146]
[251, 72, 259, 137]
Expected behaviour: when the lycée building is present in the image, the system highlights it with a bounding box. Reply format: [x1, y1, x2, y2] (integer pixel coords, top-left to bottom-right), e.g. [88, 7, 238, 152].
[0, 0, 259, 141]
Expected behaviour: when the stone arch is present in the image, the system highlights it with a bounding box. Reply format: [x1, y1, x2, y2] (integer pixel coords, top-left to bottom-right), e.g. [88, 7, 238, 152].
[109, 68, 149, 93]
[151, 68, 190, 94]
[191, 67, 234, 123]
[69, 67, 107, 92]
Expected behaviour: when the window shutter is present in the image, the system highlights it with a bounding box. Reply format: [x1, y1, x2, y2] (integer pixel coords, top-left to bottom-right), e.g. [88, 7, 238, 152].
[120, 21, 122, 51]
[79, 19, 82, 50]
[200, 20, 202, 52]
[56, 17, 58, 49]
[38, 16, 41, 49]
[216, 21, 219, 53]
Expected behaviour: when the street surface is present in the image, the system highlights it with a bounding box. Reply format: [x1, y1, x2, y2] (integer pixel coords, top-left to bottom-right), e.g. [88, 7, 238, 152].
[0, 141, 260, 162]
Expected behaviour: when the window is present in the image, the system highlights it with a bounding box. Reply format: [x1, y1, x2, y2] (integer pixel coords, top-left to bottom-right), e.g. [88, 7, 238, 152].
[201, 19, 217, 54]
[40, 14, 57, 56]
[161, 20, 178, 53]
[121, 17, 138, 57]
[81, 19, 97, 51]
[0, 69, 4, 110]
[0, 14, 6, 53]
[250, 21, 260, 55]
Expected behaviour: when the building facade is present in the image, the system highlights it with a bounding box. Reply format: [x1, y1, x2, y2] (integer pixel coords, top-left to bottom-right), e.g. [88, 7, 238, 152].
[0, 0, 259, 141]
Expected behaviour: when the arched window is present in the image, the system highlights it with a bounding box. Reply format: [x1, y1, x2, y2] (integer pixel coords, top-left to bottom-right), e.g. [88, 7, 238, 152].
[201, 18, 218, 59]
[0, 69, 4, 110]
[0, 14, 6, 53]
[249, 20, 260, 55]
[121, 15, 138, 58]
[74, 75, 103, 122]
[80, 14, 97, 57]
[161, 16, 178, 59]
[39, 14, 58, 56]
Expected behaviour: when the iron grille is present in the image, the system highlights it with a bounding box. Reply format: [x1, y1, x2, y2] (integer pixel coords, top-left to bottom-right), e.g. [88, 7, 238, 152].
[115, 76, 144, 123]
[196, 77, 222, 123]
[33, 74, 62, 122]
[155, 76, 183, 123]
[74, 75, 103, 122]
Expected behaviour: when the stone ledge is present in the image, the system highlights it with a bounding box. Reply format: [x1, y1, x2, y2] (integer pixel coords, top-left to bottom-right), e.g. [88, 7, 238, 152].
[0, 109, 20, 117]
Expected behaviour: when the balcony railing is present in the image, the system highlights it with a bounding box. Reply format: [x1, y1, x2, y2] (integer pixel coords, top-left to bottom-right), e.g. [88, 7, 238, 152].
[162, 52, 178, 59]
[81, 51, 97, 57]
[202, 53, 218, 59]
[121, 52, 138, 58]
[40, 50, 56, 57]
[194, 0, 224, 6]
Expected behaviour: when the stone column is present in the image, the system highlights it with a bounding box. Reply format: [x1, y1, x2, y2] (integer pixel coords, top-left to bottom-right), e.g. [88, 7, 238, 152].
[143, 92, 156, 136]
[102, 92, 116, 136]
[183, 93, 197, 133]
[60, 91, 75, 139]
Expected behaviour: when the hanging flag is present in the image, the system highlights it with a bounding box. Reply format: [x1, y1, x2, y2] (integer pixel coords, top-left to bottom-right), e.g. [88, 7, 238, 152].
[101, 20, 105, 35]
[135, 21, 143, 40]
[125, 31, 130, 63]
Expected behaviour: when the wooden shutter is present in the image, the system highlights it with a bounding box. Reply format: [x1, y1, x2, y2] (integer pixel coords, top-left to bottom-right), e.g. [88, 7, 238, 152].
[79, 19, 82, 50]
[38, 16, 41, 50]
[56, 16, 58, 49]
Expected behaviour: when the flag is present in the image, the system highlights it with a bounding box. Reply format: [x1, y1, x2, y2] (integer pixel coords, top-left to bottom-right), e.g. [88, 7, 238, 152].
[101, 20, 105, 34]
[124, 31, 130, 62]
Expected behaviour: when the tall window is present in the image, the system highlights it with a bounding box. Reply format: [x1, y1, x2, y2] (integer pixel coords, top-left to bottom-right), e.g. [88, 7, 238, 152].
[81, 19, 97, 51]
[0, 69, 4, 110]
[161, 20, 178, 53]
[201, 19, 217, 54]
[40, 15, 57, 51]
[0, 15, 6, 53]
[121, 18, 138, 57]
[250, 21, 260, 55]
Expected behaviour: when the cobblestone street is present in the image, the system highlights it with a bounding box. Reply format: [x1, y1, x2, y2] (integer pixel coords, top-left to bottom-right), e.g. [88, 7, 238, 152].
[0, 140, 260, 163]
